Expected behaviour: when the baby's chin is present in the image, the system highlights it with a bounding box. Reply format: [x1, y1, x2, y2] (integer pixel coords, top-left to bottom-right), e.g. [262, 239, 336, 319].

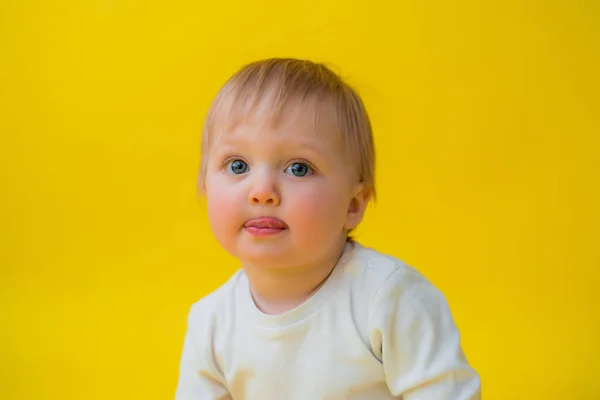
[235, 243, 306, 270]
[240, 253, 298, 270]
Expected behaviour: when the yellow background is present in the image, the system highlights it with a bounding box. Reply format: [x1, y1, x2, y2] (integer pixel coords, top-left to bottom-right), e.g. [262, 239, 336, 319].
[1, 1, 599, 399]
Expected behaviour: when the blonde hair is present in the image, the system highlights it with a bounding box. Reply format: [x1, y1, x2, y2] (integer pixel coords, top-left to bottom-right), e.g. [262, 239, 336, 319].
[198, 58, 376, 200]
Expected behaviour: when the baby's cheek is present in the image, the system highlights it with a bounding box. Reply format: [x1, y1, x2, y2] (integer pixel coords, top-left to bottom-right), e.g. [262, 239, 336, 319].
[206, 185, 240, 230]
[293, 190, 341, 229]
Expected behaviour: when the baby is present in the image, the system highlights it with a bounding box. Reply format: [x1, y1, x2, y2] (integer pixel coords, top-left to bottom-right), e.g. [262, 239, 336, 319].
[175, 58, 481, 399]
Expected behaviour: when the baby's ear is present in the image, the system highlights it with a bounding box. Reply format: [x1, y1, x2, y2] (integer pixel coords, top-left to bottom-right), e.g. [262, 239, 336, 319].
[344, 183, 372, 231]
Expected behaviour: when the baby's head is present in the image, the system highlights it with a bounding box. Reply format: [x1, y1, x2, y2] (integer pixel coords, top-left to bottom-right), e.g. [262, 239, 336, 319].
[198, 58, 375, 268]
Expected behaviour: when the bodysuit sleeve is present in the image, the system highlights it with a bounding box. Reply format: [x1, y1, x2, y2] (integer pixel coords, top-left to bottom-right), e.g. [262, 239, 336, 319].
[175, 303, 232, 400]
[368, 267, 481, 399]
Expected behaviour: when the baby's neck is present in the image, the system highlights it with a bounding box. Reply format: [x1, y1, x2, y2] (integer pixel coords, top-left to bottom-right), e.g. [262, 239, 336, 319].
[242, 242, 346, 315]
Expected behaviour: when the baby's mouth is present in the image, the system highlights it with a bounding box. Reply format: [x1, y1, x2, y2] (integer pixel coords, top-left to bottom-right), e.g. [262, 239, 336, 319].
[243, 217, 288, 236]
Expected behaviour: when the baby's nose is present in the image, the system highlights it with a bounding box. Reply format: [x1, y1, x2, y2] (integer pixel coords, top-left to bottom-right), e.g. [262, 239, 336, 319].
[248, 175, 281, 206]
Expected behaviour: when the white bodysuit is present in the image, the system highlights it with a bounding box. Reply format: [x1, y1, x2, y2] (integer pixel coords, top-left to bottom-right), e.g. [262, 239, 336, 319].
[175, 242, 481, 399]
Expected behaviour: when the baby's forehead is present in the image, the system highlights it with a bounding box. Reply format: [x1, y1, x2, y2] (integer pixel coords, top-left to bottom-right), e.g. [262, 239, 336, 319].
[210, 95, 343, 148]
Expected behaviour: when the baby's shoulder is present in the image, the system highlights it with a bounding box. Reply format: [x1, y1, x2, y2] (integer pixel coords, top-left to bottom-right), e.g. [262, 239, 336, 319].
[347, 242, 438, 301]
[186, 270, 243, 333]
[348, 243, 411, 284]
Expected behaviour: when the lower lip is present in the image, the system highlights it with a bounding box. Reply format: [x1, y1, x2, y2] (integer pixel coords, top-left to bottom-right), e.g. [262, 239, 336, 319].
[244, 227, 287, 237]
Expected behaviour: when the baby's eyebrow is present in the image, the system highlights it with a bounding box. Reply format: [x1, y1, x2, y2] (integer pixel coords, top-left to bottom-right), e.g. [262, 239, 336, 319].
[285, 140, 335, 163]
[290, 140, 324, 154]
[217, 135, 328, 153]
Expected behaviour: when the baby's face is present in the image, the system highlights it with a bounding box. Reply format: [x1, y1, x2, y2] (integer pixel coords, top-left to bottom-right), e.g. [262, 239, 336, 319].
[204, 101, 363, 269]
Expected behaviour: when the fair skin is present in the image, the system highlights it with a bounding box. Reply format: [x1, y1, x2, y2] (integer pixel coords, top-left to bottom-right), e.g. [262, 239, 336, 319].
[203, 98, 370, 314]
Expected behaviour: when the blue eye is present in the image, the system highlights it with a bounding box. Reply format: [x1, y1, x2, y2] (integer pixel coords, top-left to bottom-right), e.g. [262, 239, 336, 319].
[226, 159, 249, 175]
[285, 162, 313, 177]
